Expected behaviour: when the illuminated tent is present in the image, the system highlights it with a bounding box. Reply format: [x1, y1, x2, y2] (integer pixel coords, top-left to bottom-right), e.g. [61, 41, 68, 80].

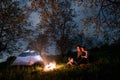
[11, 50, 43, 66]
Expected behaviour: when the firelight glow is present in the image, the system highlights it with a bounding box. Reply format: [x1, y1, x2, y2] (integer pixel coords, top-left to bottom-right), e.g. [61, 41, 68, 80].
[44, 62, 56, 71]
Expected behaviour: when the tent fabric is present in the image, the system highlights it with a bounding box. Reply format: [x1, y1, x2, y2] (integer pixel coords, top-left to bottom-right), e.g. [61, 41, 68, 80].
[11, 50, 43, 66]
[19, 50, 38, 56]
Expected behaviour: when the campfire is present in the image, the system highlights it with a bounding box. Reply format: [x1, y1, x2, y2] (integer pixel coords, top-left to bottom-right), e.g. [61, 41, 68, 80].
[44, 62, 56, 71]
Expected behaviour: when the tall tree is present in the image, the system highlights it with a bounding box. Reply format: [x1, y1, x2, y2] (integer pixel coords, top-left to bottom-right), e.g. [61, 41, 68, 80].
[33, 0, 77, 56]
[0, 0, 29, 54]
[73, 0, 120, 46]
[53, 1, 77, 56]
[27, 33, 49, 55]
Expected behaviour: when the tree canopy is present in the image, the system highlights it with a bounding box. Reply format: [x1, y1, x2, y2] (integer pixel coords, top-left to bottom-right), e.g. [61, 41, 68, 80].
[0, 0, 29, 53]
[0, 0, 120, 56]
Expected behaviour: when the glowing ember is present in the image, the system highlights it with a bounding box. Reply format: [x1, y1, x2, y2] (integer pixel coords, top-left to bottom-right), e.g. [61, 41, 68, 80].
[44, 62, 56, 71]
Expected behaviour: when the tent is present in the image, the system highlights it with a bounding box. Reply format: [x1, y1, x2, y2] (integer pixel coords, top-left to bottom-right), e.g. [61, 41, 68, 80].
[11, 50, 43, 66]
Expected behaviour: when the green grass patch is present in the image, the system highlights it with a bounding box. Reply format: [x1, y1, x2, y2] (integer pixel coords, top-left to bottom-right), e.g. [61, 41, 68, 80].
[0, 44, 120, 80]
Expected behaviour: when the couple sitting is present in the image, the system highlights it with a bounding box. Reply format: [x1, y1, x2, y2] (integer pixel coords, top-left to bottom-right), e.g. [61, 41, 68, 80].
[67, 45, 88, 66]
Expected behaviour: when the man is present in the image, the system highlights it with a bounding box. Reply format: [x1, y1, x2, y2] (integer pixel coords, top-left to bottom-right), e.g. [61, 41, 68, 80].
[67, 45, 88, 66]
[76, 45, 88, 65]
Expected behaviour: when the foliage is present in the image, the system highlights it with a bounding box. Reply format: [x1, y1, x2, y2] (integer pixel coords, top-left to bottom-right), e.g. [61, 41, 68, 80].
[26, 0, 120, 56]
[77, 0, 120, 44]
[73, 0, 120, 28]
[29, 0, 77, 56]
[27, 33, 49, 55]
[0, 0, 30, 54]
[1, 0, 120, 58]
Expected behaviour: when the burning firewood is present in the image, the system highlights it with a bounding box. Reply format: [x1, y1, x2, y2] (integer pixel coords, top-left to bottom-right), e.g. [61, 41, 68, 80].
[44, 62, 56, 71]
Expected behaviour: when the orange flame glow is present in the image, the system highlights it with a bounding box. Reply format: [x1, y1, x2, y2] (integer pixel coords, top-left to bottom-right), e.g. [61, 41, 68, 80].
[44, 62, 56, 71]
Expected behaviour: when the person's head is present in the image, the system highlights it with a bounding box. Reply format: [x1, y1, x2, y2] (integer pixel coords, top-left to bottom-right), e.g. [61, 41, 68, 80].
[76, 45, 86, 51]
[76, 45, 82, 51]
[76, 45, 81, 48]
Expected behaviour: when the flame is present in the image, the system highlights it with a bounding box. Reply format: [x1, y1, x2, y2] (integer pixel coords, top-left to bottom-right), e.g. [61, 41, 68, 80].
[44, 62, 56, 71]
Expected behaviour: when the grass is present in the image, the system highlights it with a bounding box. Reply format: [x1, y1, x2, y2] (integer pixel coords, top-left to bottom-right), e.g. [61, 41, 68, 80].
[0, 44, 120, 80]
